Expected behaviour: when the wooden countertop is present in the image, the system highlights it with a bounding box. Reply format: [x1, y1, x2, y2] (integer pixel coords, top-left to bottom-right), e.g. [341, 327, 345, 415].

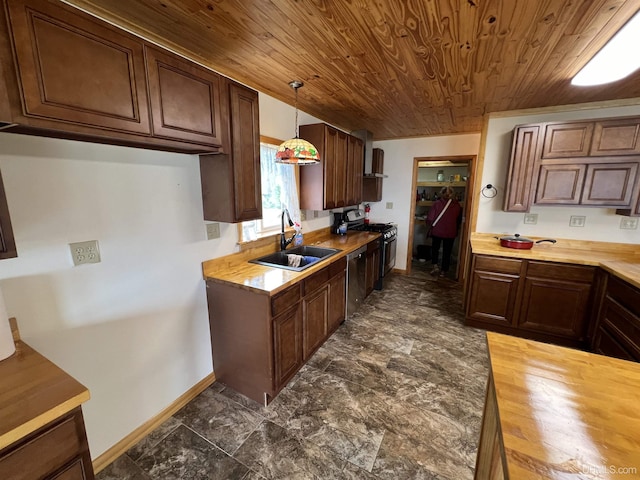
[0, 329, 90, 450]
[487, 332, 640, 479]
[470, 233, 640, 288]
[202, 230, 380, 295]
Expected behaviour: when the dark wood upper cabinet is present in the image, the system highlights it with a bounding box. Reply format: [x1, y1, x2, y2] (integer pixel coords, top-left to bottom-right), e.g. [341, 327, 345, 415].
[505, 116, 640, 213]
[145, 45, 224, 147]
[0, 0, 227, 153]
[200, 80, 261, 223]
[0, 168, 17, 260]
[299, 123, 363, 210]
[3, 0, 151, 134]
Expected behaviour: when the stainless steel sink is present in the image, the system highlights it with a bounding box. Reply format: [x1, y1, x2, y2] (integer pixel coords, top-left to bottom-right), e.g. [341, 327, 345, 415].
[249, 246, 341, 271]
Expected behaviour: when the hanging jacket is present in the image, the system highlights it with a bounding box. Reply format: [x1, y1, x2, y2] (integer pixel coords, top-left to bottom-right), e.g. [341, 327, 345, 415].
[426, 198, 462, 239]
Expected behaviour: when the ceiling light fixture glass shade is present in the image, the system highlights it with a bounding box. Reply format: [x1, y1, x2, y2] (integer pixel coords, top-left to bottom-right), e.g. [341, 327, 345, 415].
[276, 80, 320, 165]
[572, 10, 640, 86]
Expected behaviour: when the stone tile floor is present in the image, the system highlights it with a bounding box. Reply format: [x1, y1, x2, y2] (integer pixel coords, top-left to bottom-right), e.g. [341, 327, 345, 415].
[97, 262, 489, 479]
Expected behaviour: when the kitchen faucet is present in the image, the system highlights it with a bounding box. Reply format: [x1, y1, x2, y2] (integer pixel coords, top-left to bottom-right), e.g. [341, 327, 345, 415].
[280, 208, 296, 251]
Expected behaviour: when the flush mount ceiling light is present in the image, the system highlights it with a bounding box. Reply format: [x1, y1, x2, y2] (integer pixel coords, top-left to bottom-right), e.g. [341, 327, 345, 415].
[572, 10, 640, 86]
[276, 81, 320, 165]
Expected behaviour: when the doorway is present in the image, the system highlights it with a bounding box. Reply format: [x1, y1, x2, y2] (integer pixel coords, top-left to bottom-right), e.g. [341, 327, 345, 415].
[406, 155, 477, 282]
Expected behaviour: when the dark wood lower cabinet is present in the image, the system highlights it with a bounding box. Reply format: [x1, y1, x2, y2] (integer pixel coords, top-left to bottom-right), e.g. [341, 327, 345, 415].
[0, 407, 94, 480]
[592, 276, 640, 361]
[206, 256, 347, 404]
[465, 254, 595, 347]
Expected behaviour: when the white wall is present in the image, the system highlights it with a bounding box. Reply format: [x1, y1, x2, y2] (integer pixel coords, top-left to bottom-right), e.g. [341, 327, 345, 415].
[0, 135, 217, 457]
[476, 102, 640, 244]
[371, 134, 482, 270]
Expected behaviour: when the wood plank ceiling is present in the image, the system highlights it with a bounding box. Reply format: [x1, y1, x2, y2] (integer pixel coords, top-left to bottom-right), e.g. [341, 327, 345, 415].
[64, 0, 640, 140]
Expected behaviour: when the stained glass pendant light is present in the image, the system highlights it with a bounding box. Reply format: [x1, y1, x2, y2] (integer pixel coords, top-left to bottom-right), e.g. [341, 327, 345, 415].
[276, 81, 320, 165]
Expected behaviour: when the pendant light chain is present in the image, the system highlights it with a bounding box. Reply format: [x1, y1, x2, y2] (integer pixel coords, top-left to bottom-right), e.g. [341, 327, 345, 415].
[294, 85, 299, 139]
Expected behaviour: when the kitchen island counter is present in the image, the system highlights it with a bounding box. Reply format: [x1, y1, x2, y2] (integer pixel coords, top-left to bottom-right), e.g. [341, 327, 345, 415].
[202, 229, 380, 295]
[470, 233, 640, 288]
[476, 331, 640, 479]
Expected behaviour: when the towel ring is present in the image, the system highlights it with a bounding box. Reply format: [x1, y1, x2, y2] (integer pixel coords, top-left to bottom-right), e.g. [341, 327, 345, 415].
[481, 184, 498, 198]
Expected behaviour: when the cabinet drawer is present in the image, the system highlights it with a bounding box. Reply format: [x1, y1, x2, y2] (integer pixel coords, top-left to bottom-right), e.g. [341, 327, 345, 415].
[601, 298, 640, 359]
[607, 276, 640, 316]
[594, 327, 636, 362]
[271, 284, 301, 317]
[0, 410, 87, 480]
[303, 267, 330, 295]
[329, 256, 347, 277]
[475, 255, 522, 275]
[526, 261, 595, 283]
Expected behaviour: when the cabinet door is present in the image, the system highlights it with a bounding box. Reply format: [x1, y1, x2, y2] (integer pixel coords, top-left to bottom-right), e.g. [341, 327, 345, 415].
[542, 122, 593, 158]
[272, 304, 302, 389]
[328, 270, 346, 332]
[345, 135, 363, 206]
[229, 81, 262, 221]
[534, 163, 585, 204]
[580, 162, 638, 207]
[323, 127, 348, 209]
[518, 262, 594, 341]
[5, 0, 150, 134]
[145, 46, 224, 147]
[466, 256, 523, 327]
[517, 277, 592, 340]
[503, 125, 541, 212]
[302, 284, 329, 360]
[0, 169, 17, 260]
[591, 118, 640, 156]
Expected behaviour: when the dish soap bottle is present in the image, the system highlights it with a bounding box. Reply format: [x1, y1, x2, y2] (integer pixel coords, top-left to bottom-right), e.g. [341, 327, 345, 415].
[293, 222, 304, 246]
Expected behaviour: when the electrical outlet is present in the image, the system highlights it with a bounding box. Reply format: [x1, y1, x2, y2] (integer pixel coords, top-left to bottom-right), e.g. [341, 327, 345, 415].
[620, 217, 639, 230]
[206, 222, 220, 239]
[386, 202, 393, 209]
[69, 240, 101, 266]
[523, 213, 538, 225]
[313, 211, 319, 218]
[569, 215, 586, 227]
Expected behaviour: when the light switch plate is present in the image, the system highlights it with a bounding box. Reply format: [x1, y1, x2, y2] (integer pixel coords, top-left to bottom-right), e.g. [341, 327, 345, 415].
[386, 202, 393, 209]
[620, 217, 639, 230]
[69, 240, 101, 266]
[569, 215, 586, 227]
[523, 213, 538, 225]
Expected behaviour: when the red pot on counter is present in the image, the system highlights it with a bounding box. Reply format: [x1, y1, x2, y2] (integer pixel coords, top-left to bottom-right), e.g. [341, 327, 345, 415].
[495, 233, 556, 249]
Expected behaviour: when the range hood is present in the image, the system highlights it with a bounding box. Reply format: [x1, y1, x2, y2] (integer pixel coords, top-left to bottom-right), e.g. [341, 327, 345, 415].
[351, 129, 386, 177]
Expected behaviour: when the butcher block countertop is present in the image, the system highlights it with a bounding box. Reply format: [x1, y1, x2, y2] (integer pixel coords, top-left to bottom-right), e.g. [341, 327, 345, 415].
[0, 320, 90, 451]
[478, 332, 640, 479]
[202, 229, 380, 295]
[470, 233, 640, 288]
